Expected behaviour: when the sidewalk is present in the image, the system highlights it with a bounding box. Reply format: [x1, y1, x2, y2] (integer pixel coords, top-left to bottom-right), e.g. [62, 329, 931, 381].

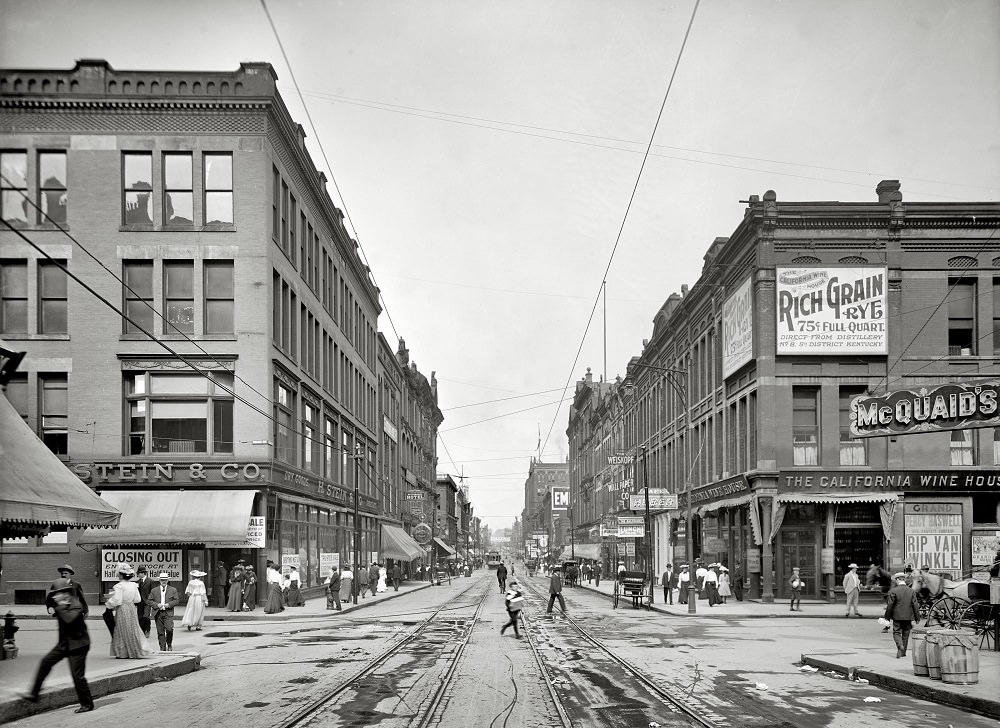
[0, 578, 434, 723]
[523, 571, 1000, 719]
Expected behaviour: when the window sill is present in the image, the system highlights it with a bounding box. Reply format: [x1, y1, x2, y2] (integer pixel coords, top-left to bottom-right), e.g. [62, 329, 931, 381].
[0, 333, 70, 341]
[36, 222, 71, 231]
[119, 333, 237, 341]
[118, 224, 236, 233]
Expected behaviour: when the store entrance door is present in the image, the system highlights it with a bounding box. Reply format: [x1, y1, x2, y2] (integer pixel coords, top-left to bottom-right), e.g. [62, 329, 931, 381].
[780, 530, 817, 598]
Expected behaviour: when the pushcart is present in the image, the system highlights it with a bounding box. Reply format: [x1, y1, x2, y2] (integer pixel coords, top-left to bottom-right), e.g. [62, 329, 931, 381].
[614, 570, 650, 609]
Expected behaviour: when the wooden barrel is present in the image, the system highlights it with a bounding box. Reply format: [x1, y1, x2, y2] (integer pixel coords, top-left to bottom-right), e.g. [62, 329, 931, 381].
[925, 630, 945, 680]
[939, 631, 979, 684]
[910, 628, 929, 676]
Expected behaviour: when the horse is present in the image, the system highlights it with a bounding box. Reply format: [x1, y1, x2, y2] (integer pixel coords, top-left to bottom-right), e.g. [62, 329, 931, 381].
[864, 564, 893, 594]
[911, 570, 977, 605]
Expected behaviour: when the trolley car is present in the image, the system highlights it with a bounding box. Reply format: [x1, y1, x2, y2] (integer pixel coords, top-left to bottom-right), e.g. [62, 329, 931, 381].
[486, 550, 502, 570]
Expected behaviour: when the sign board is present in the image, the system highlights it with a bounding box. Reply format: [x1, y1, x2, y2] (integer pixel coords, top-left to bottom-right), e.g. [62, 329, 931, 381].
[607, 454, 634, 465]
[552, 487, 570, 510]
[617, 516, 644, 538]
[102, 549, 181, 581]
[821, 547, 834, 574]
[281, 553, 300, 575]
[625, 542, 635, 556]
[904, 503, 962, 574]
[600, 516, 618, 538]
[406, 490, 425, 501]
[320, 552, 339, 576]
[971, 531, 1000, 567]
[629, 492, 679, 511]
[851, 380, 1000, 439]
[205, 516, 266, 548]
[410, 504, 424, 515]
[412, 523, 432, 545]
[746, 548, 761, 573]
[776, 266, 887, 355]
[723, 277, 754, 377]
[617, 542, 626, 555]
[704, 536, 727, 553]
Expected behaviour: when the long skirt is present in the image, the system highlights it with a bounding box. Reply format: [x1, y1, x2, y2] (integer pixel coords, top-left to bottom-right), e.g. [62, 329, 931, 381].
[264, 582, 285, 613]
[181, 596, 206, 629]
[718, 579, 732, 598]
[226, 583, 244, 611]
[339, 576, 352, 602]
[110, 602, 149, 658]
[243, 582, 257, 611]
[286, 583, 304, 606]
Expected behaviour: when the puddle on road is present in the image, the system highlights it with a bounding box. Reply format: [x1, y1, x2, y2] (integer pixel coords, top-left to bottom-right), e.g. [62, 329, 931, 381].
[204, 631, 264, 638]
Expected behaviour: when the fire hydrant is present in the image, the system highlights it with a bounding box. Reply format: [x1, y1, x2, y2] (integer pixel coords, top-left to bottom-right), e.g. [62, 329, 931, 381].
[2, 611, 18, 660]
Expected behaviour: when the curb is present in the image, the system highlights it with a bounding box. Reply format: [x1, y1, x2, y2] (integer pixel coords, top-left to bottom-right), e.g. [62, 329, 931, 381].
[0, 653, 200, 724]
[800, 654, 1000, 720]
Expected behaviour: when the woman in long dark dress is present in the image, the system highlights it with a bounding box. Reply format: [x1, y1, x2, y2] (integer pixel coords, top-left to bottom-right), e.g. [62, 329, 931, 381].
[226, 564, 245, 611]
[242, 565, 257, 611]
[264, 562, 285, 614]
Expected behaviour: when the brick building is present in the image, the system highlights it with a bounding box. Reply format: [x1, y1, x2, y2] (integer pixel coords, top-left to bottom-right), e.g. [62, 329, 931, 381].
[568, 183, 1000, 603]
[0, 60, 432, 604]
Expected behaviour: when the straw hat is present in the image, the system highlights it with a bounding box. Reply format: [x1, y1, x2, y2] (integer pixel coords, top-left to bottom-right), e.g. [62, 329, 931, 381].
[190, 569, 207, 578]
[117, 563, 135, 576]
[157, 572, 171, 580]
[893, 572, 906, 580]
[848, 563, 859, 569]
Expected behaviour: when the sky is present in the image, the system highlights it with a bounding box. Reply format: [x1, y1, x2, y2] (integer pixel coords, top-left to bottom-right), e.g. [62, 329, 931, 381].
[2, 0, 999, 532]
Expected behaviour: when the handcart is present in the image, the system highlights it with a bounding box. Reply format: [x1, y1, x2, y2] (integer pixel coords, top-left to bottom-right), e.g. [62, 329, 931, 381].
[614, 570, 650, 609]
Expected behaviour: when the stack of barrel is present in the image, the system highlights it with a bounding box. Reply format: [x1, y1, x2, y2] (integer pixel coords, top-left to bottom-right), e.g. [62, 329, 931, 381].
[911, 627, 979, 684]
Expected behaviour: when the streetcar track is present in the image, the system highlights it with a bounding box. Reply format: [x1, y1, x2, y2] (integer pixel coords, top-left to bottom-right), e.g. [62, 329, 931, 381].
[270, 576, 491, 728]
[518, 577, 724, 728]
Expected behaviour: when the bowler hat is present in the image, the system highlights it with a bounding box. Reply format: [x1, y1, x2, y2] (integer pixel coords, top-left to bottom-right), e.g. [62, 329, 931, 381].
[56, 564, 75, 575]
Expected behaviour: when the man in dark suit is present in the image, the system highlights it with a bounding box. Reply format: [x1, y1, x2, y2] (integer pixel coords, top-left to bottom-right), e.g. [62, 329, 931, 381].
[147, 572, 180, 651]
[661, 564, 675, 604]
[213, 561, 228, 608]
[885, 571, 921, 658]
[391, 563, 402, 592]
[25, 578, 94, 712]
[51, 564, 88, 617]
[135, 566, 154, 638]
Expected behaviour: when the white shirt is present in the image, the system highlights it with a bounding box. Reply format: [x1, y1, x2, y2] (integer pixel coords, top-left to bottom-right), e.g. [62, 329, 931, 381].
[704, 570, 719, 584]
[266, 567, 282, 585]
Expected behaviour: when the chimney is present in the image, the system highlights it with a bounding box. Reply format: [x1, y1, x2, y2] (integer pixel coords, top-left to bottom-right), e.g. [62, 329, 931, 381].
[876, 180, 902, 203]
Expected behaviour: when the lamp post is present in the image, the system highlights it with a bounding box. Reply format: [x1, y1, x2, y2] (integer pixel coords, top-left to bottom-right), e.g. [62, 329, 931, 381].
[351, 443, 363, 606]
[570, 507, 575, 559]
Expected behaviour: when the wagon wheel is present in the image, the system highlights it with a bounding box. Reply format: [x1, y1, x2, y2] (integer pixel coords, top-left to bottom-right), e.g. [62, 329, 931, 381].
[613, 582, 620, 610]
[925, 595, 968, 630]
[959, 600, 999, 651]
[916, 594, 934, 622]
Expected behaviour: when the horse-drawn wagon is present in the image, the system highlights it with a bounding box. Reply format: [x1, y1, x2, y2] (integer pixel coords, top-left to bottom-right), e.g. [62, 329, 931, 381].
[915, 571, 999, 651]
[614, 570, 650, 609]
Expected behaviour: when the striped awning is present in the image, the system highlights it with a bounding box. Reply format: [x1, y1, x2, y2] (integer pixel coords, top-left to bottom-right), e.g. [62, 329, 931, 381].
[696, 493, 753, 516]
[381, 524, 425, 561]
[777, 492, 900, 505]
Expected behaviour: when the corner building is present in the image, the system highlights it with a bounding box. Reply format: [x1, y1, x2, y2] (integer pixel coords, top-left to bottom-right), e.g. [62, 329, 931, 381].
[0, 60, 392, 604]
[569, 182, 1000, 603]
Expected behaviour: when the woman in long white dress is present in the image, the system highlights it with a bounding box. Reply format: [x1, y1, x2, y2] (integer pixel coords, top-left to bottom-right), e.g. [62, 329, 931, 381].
[181, 570, 209, 630]
[376, 566, 388, 593]
[105, 563, 150, 658]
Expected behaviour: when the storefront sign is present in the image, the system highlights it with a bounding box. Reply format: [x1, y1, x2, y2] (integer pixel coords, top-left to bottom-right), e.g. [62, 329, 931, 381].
[406, 490, 425, 501]
[904, 505, 962, 574]
[205, 515, 265, 548]
[552, 487, 570, 510]
[617, 516, 644, 538]
[625, 543, 635, 556]
[73, 461, 265, 484]
[320, 552, 339, 575]
[821, 547, 834, 574]
[851, 380, 1000, 439]
[102, 549, 181, 581]
[971, 531, 1000, 567]
[779, 470, 1000, 492]
[746, 548, 761, 573]
[704, 536, 727, 553]
[607, 454, 634, 465]
[776, 266, 887, 355]
[680, 475, 750, 507]
[600, 516, 618, 538]
[723, 277, 754, 377]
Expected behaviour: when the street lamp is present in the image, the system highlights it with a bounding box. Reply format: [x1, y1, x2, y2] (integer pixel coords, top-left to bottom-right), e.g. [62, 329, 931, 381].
[349, 443, 363, 606]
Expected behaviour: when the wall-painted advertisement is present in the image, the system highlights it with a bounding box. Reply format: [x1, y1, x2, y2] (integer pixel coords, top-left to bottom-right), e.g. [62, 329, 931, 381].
[552, 487, 570, 510]
[723, 277, 754, 377]
[903, 503, 962, 575]
[776, 267, 887, 355]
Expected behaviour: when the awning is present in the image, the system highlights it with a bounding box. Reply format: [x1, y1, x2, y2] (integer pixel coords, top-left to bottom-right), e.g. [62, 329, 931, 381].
[777, 493, 900, 505]
[433, 537, 456, 558]
[381, 524, 425, 561]
[696, 493, 753, 517]
[1, 394, 120, 537]
[562, 543, 602, 560]
[76, 490, 255, 545]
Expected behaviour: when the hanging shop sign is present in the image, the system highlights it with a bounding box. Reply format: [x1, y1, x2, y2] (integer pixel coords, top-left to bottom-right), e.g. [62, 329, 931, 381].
[850, 380, 1000, 439]
[607, 454, 634, 465]
[617, 516, 644, 538]
[775, 266, 887, 355]
[903, 503, 962, 574]
[102, 549, 181, 581]
[412, 523, 432, 545]
[723, 277, 754, 378]
[629, 491, 679, 511]
[778, 469, 1000, 493]
[406, 490, 426, 501]
[600, 516, 618, 538]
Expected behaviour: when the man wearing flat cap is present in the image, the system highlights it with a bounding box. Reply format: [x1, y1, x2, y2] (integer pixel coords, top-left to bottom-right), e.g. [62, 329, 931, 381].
[885, 571, 921, 658]
[842, 563, 862, 618]
[25, 578, 95, 712]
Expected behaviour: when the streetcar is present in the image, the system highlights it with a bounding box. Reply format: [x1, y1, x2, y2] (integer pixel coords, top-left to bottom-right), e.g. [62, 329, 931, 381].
[486, 550, 502, 569]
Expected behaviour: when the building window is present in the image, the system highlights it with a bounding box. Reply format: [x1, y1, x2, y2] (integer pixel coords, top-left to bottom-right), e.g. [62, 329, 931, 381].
[163, 261, 194, 334]
[0, 151, 28, 227]
[950, 429, 975, 466]
[275, 380, 296, 465]
[122, 152, 153, 224]
[38, 151, 67, 224]
[40, 374, 68, 456]
[163, 153, 193, 225]
[5, 373, 28, 422]
[947, 278, 976, 355]
[38, 259, 68, 334]
[839, 387, 867, 466]
[204, 261, 234, 334]
[127, 371, 234, 455]
[303, 402, 321, 475]
[792, 387, 819, 466]
[123, 261, 154, 334]
[203, 153, 233, 224]
[325, 416, 338, 481]
[0, 260, 28, 333]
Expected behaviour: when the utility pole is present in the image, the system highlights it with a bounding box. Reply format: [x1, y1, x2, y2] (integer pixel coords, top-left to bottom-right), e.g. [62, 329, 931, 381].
[643, 446, 653, 605]
[352, 443, 362, 606]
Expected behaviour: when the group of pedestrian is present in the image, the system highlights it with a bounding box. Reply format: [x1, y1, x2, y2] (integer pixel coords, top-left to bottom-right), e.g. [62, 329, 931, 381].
[224, 560, 257, 612]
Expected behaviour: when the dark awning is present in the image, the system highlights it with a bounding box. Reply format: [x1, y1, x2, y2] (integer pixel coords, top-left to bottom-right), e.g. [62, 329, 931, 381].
[76, 490, 255, 545]
[381, 524, 425, 561]
[1, 394, 120, 537]
[433, 537, 457, 557]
